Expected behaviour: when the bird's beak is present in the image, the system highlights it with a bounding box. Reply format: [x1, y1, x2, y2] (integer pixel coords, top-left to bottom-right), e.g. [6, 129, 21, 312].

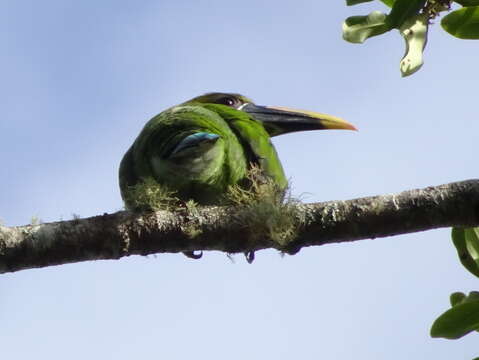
[241, 103, 357, 137]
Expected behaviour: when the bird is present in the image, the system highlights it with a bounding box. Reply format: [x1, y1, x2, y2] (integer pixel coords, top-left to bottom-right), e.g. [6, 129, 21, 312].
[119, 92, 356, 210]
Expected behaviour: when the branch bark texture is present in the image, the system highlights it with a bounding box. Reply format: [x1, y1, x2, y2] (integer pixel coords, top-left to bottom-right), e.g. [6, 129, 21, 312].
[1, 180, 479, 274]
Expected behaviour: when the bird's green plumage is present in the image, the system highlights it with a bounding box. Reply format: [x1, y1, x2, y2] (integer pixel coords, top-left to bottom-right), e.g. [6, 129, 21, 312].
[119, 92, 355, 209]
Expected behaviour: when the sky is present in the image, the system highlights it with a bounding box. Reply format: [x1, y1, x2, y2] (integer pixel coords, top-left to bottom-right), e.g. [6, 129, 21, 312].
[1, 1, 478, 359]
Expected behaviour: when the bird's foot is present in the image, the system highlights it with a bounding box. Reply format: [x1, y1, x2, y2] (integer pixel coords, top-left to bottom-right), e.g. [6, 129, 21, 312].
[281, 241, 302, 256]
[183, 251, 203, 259]
[244, 251, 255, 264]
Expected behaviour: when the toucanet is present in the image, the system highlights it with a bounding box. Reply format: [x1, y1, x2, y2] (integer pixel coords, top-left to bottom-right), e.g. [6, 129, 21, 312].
[119, 92, 356, 209]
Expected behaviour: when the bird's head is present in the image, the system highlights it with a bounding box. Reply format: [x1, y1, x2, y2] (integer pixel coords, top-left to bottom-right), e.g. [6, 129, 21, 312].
[183, 92, 357, 137]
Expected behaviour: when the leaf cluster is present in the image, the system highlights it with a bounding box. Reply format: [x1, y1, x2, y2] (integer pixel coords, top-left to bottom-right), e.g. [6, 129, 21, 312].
[344, 0, 479, 76]
[429, 228, 479, 344]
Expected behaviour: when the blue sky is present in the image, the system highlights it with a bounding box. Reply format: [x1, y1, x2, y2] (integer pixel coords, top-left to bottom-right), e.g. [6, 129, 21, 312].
[1, 1, 478, 359]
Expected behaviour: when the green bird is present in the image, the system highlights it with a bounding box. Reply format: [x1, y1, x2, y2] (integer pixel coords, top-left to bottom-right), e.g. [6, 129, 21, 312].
[119, 92, 356, 209]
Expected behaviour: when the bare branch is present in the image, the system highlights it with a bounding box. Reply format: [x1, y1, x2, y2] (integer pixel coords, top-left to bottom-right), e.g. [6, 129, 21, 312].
[1, 179, 479, 274]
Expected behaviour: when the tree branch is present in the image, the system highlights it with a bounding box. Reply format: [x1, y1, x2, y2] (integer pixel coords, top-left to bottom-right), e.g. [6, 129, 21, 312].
[1, 179, 479, 274]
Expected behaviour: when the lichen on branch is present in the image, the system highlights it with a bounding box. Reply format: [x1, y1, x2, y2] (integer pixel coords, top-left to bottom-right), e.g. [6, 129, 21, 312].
[1, 179, 479, 274]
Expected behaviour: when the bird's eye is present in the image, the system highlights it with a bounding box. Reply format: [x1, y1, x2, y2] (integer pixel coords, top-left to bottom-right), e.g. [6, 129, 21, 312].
[217, 97, 238, 107]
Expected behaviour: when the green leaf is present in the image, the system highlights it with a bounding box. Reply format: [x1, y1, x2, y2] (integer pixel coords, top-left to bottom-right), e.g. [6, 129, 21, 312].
[452, 227, 479, 277]
[451, 291, 479, 306]
[380, 0, 396, 7]
[387, 0, 427, 28]
[431, 298, 479, 339]
[466, 228, 479, 265]
[467, 291, 479, 303]
[455, 0, 479, 6]
[399, 14, 428, 77]
[442, 6, 479, 39]
[342, 11, 392, 43]
[450, 292, 467, 307]
[346, 0, 374, 5]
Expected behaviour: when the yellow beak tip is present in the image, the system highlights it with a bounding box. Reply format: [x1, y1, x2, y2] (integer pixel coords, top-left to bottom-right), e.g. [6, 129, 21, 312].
[345, 123, 358, 131]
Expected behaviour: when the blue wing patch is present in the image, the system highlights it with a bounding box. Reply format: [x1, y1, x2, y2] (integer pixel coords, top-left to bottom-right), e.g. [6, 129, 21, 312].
[170, 132, 220, 156]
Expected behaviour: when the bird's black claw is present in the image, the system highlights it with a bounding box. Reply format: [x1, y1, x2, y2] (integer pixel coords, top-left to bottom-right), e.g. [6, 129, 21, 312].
[282, 243, 301, 255]
[183, 251, 203, 259]
[245, 251, 255, 264]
